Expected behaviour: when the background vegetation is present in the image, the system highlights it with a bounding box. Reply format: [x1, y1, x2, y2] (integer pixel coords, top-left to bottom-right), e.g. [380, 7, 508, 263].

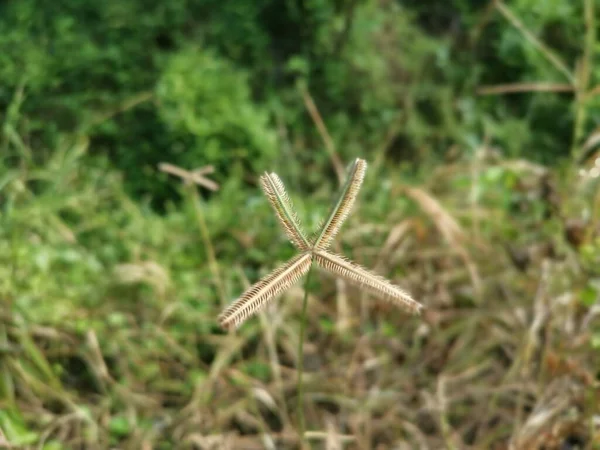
[0, 0, 599, 448]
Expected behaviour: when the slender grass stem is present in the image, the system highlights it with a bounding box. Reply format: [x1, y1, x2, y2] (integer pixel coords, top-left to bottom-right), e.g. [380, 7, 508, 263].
[297, 260, 314, 445]
[187, 184, 227, 306]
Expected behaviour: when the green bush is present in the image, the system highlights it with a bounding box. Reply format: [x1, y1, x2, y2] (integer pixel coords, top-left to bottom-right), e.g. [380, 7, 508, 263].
[1, 0, 597, 203]
[156, 48, 277, 176]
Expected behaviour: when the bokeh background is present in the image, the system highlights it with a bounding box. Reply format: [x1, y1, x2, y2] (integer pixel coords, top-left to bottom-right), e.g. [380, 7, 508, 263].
[1, 0, 599, 448]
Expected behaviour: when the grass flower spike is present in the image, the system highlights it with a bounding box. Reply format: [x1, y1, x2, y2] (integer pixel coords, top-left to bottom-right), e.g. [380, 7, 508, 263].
[218, 253, 312, 329]
[218, 158, 422, 330]
[313, 158, 366, 250]
[260, 172, 310, 251]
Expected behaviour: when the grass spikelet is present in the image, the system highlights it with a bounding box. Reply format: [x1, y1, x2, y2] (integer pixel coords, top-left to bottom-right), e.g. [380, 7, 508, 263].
[260, 172, 310, 250]
[219, 156, 422, 331]
[218, 252, 313, 329]
[314, 250, 422, 315]
[313, 158, 366, 250]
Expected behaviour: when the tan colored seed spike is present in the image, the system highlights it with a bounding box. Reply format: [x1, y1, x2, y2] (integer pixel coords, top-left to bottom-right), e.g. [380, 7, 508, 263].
[218, 252, 313, 329]
[314, 250, 422, 315]
[313, 158, 366, 250]
[218, 157, 422, 330]
[260, 173, 310, 250]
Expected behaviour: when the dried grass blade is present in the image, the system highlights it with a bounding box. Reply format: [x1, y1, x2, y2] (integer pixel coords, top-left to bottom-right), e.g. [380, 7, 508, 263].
[404, 186, 482, 295]
[313, 159, 367, 250]
[403, 186, 465, 244]
[219, 252, 313, 329]
[260, 173, 310, 250]
[314, 250, 422, 314]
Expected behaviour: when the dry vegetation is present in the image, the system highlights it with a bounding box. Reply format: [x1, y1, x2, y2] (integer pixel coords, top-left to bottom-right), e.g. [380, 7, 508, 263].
[1, 144, 599, 449]
[1, 0, 600, 449]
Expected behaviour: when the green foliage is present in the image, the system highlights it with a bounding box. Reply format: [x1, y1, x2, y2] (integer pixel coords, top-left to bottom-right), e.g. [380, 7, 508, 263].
[156, 48, 277, 175]
[1, 0, 599, 446]
[290, 1, 444, 155]
[0, 409, 38, 446]
[2, 0, 596, 203]
[403, 0, 599, 163]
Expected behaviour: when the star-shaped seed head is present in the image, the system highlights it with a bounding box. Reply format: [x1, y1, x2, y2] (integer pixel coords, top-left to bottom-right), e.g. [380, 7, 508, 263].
[158, 163, 220, 191]
[218, 158, 423, 330]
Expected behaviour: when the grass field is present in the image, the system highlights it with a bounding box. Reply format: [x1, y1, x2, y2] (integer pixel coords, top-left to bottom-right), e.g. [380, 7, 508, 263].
[1, 0, 600, 449]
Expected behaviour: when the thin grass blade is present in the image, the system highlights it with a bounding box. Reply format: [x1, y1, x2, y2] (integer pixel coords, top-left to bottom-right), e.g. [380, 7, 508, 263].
[313, 159, 366, 250]
[219, 252, 313, 329]
[314, 250, 422, 314]
[260, 173, 310, 250]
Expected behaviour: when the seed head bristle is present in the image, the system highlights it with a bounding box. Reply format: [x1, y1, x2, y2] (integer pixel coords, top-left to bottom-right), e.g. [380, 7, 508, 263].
[313, 158, 367, 251]
[260, 173, 310, 250]
[308, 218, 325, 245]
[218, 252, 313, 329]
[314, 250, 422, 315]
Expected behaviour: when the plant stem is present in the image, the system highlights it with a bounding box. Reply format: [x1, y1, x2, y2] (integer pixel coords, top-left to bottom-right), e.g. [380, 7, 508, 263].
[297, 261, 314, 445]
[187, 185, 227, 306]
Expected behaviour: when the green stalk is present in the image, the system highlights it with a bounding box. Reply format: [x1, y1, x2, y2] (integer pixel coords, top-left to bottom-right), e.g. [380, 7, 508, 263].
[297, 261, 314, 445]
[187, 184, 226, 306]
